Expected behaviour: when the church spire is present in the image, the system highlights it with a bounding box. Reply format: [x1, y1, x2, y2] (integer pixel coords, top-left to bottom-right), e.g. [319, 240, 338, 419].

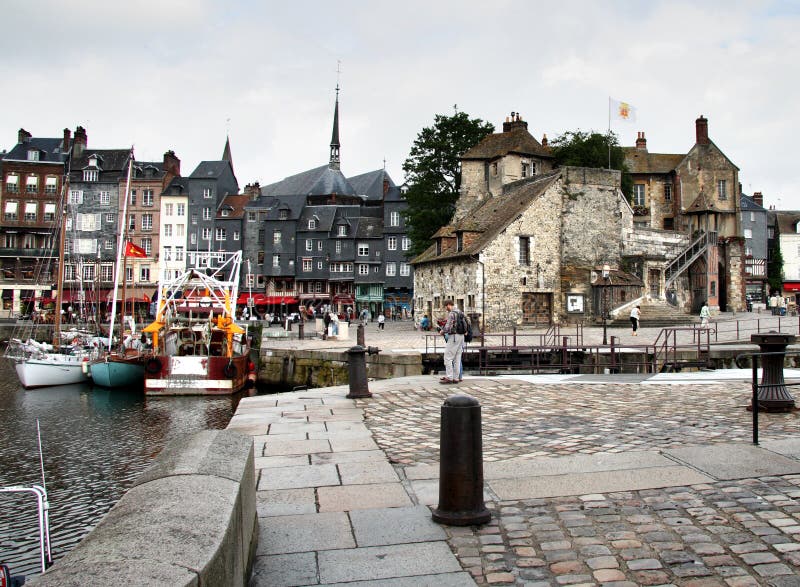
[329, 84, 340, 170]
[222, 134, 234, 175]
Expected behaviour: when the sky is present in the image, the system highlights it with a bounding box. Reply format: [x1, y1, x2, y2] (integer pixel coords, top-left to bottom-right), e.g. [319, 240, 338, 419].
[2, 0, 799, 209]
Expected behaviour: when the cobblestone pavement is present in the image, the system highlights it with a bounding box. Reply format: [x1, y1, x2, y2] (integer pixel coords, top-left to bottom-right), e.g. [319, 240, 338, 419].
[359, 377, 800, 585]
[361, 378, 800, 464]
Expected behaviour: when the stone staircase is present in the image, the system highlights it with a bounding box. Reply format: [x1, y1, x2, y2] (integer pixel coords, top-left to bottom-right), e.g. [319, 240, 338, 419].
[612, 299, 697, 328]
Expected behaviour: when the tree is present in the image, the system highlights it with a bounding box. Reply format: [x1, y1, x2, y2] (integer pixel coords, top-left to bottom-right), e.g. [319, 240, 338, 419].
[402, 111, 494, 257]
[549, 130, 633, 198]
[767, 237, 784, 295]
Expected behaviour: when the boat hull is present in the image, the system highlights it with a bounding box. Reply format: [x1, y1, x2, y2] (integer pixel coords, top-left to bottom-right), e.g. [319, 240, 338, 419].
[89, 356, 146, 389]
[14, 355, 92, 389]
[144, 353, 252, 396]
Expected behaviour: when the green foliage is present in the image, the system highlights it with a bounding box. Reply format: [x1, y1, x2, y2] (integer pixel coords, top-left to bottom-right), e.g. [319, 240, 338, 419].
[768, 238, 784, 294]
[402, 112, 494, 257]
[549, 130, 633, 198]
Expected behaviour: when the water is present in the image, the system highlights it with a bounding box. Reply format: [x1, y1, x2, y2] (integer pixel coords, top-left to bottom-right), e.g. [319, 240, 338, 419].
[0, 363, 242, 577]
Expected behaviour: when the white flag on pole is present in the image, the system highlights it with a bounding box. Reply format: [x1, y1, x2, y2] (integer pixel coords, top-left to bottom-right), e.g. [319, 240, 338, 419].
[610, 98, 637, 123]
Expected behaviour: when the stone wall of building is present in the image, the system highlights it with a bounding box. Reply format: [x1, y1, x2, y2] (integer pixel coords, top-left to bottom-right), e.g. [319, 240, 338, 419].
[677, 144, 740, 237]
[724, 239, 747, 312]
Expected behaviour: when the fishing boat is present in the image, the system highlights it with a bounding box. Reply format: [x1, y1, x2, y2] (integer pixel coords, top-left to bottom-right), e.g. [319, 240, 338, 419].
[89, 151, 149, 389]
[142, 250, 255, 395]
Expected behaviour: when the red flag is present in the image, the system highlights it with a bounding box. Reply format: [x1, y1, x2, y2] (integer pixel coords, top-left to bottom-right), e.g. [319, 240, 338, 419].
[124, 241, 147, 258]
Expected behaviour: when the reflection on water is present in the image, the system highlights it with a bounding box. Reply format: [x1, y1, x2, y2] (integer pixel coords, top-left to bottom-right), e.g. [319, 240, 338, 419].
[0, 363, 241, 576]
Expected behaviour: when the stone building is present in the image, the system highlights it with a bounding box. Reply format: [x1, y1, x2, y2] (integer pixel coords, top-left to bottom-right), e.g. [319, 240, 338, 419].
[740, 192, 768, 303]
[622, 116, 745, 312]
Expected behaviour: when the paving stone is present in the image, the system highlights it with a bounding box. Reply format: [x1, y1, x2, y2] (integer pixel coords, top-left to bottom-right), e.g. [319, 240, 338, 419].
[250, 551, 317, 587]
[349, 505, 446, 547]
[258, 511, 354, 555]
[317, 482, 412, 511]
[627, 558, 663, 570]
[256, 488, 316, 517]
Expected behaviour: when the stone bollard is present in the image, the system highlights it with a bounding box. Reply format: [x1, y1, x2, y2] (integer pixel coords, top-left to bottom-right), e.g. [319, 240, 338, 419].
[432, 394, 491, 526]
[346, 345, 380, 399]
[357, 323, 365, 346]
[298, 320, 304, 340]
[750, 332, 796, 412]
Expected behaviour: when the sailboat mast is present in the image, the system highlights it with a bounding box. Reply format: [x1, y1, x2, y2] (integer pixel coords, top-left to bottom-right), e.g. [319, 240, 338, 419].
[53, 165, 70, 347]
[108, 149, 134, 349]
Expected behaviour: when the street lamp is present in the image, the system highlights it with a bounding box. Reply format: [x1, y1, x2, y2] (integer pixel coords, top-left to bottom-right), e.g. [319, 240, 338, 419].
[602, 264, 611, 345]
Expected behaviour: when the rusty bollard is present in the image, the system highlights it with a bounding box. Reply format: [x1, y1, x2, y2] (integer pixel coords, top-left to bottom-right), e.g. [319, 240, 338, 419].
[751, 332, 796, 412]
[346, 345, 380, 399]
[432, 394, 491, 526]
[357, 323, 365, 346]
[298, 320, 304, 340]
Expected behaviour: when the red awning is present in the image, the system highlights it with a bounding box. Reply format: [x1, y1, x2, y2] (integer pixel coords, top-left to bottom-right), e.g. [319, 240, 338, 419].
[236, 294, 298, 305]
[782, 283, 800, 292]
[60, 289, 112, 303]
[333, 295, 354, 304]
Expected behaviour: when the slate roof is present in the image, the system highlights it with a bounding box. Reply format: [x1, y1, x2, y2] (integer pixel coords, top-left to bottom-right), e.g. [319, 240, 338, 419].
[298, 206, 338, 232]
[413, 171, 561, 264]
[190, 160, 232, 179]
[461, 127, 552, 161]
[163, 177, 189, 195]
[348, 170, 395, 201]
[683, 190, 735, 215]
[2, 137, 68, 164]
[72, 149, 130, 172]
[355, 216, 383, 239]
[261, 164, 356, 198]
[774, 211, 800, 234]
[741, 194, 766, 212]
[622, 148, 684, 174]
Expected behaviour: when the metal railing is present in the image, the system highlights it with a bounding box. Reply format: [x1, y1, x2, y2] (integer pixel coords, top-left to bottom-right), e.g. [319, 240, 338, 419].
[665, 230, 716, 288]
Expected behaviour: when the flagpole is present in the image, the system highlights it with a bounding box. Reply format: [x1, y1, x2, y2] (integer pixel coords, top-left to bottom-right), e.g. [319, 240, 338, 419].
[608, 97, 612, 170]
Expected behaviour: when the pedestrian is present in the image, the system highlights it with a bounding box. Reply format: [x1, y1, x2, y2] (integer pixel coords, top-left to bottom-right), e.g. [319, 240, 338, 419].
[770, 293, 779, 315]
[700, 301, 710, 327]
[330, 312, 339, 336]
[323, 311, 331, 339]
[630, 305, 641, 336]
[439, 300, 466, 384]
[377, 313, 385, 330]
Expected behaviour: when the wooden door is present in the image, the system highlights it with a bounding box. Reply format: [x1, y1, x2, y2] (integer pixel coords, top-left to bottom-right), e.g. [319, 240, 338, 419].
[522, 292, 552, 325]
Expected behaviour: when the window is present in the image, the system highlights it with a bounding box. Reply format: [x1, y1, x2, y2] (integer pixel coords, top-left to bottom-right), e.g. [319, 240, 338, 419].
[273, 230, 281, 244]
[335, 240, 342, 253]
[202, 208, 212, 220]
[101, 264, 113, 282]
[402, 236, 410, 251]
[177, 203, 185, 216]
[177, 224, 184, 237]
[27, 150, 39, 161]
[164, 224, 173, 237]
[315, 281, 323, 293]
[317, 241, 323, 251]
[3, 233, 15, 248]
[215, 228, 226, 241]
[386, 262, 396, 276]
[141, 214, 153, 231]
[750, 211, 755, 222]
[44, 203, 56, 222]
[745, 246, 753, 256]
[305, 239, 313, 251]
[163, 246, 172, 261]
[105, 239, 114, 250]
[279, 209, 288, 220]
[743, 228, 752, 239]
[175, 246, 184, 261]
[25, 176, 38, 194]
[203, 188, 212, 199]
[337, 225, 347, 236]
[663, 217, 674, 230]
[400, 263, 410, 276]
[358, 264, 369, 275]
[633, 184, 645, 206]
[164, 203, 173, 216]
[456, 233, 463, 252]
[4, 201, 17, 221]
[82, 264, 96, 281]
[105, 213, 115, 224]
[69, 190, 83, 204]
[317, 261, 323, 270]
[45, 176, 57, 194]
[521, 161, 530, 178]
[64, 264, 76, 281]
[24, 202, 37, 221]
[302, 259, 312, 272]
[664, 184, 672, 201]
[190, 233, 197, 245]
[273, 254, 280, 267]
[141, 238, 152, 255]
[308, 219, 316, 229]
[387, 236, 397, 250]
[717, 179, 728, 200]
[519, 236, 531, 265]
[247, 211, 256, 222]
[128, 214, 136, 231]
[201, 227, 211, 240]
[129, 190, 136, 206]
[233, 230, 240, 241]
[83, 170, 98, 182]
[389, 211, 400, 227]
[140, 265, 151, 282]
[358, 244, 369, 256]
[491, 162, 498, 176]
[221, 209, 229, 217]
[5, 174, 18, 193]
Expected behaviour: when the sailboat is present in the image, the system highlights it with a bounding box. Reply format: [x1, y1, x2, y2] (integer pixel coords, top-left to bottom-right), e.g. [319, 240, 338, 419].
[6, 168, 98, 388]
[142, 250, 255, 395]
[89, 151, 150, 389]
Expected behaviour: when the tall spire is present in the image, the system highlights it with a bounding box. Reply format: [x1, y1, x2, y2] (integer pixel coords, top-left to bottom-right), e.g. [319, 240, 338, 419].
[222, 134, 233, 175]
[329, 84, 341, 170]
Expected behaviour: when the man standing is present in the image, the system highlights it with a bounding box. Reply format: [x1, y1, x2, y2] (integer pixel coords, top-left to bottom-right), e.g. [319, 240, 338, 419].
[439, 300, 465, 384]
[700, 301, 710, 327]
[630, 305, 641, 336]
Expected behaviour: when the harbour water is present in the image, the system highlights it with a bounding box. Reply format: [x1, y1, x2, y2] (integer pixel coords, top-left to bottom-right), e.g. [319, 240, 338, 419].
[0, 363, 242, 577]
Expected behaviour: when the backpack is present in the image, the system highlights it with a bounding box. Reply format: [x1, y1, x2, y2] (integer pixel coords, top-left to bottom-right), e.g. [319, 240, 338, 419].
[455, 311, 473, 342]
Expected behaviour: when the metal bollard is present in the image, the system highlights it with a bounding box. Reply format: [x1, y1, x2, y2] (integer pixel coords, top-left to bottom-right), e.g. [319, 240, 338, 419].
[357, 323, 365, 346]
[346, 345, 380, 399]
[432, 394, 491, 526]
[750, 332, 796, 412]
[298, 320, 304, 340]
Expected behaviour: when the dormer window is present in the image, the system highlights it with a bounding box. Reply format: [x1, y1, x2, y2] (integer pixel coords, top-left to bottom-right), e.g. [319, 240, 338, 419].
[83, 169, 98, 182]
[521, 160, 530, 178]
[436, 240, 442, 255]
[27, 150, 39, 161]
[308, 219, 316, 229]
[221, 209, 230, 217]
[279, 209, 288, 220]
[337, 224, 347, 237]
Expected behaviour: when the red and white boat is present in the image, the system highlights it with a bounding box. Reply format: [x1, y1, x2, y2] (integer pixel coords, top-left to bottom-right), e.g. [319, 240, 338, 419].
[142, 251, 256, 395]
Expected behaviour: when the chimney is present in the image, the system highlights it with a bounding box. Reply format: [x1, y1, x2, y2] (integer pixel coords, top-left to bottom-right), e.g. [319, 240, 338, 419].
[62, 128, 71, 151]
[753, 191, 763, 206]
[695, 115, 709, 145]
[541, 133, 548, 147]
[502, 111, 529, 133]
[635, 131, 647, 150]
[72, 126, 87, 157]
[244, 182, 261, 200]
[18, 128, 31, 144]
[162, 150, 181, 177]
[383, 176, 390, 195]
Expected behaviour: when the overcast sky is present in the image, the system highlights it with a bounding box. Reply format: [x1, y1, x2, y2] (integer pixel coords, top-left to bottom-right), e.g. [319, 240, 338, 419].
[2, 1, 798, 208]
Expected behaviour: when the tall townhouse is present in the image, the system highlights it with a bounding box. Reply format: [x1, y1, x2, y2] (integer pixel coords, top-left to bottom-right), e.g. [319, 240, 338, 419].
[740, 192, 768, 303]
[184, 158, 238, 266]
[160, 173, 190, 281]
[0, 128, 71, 315]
